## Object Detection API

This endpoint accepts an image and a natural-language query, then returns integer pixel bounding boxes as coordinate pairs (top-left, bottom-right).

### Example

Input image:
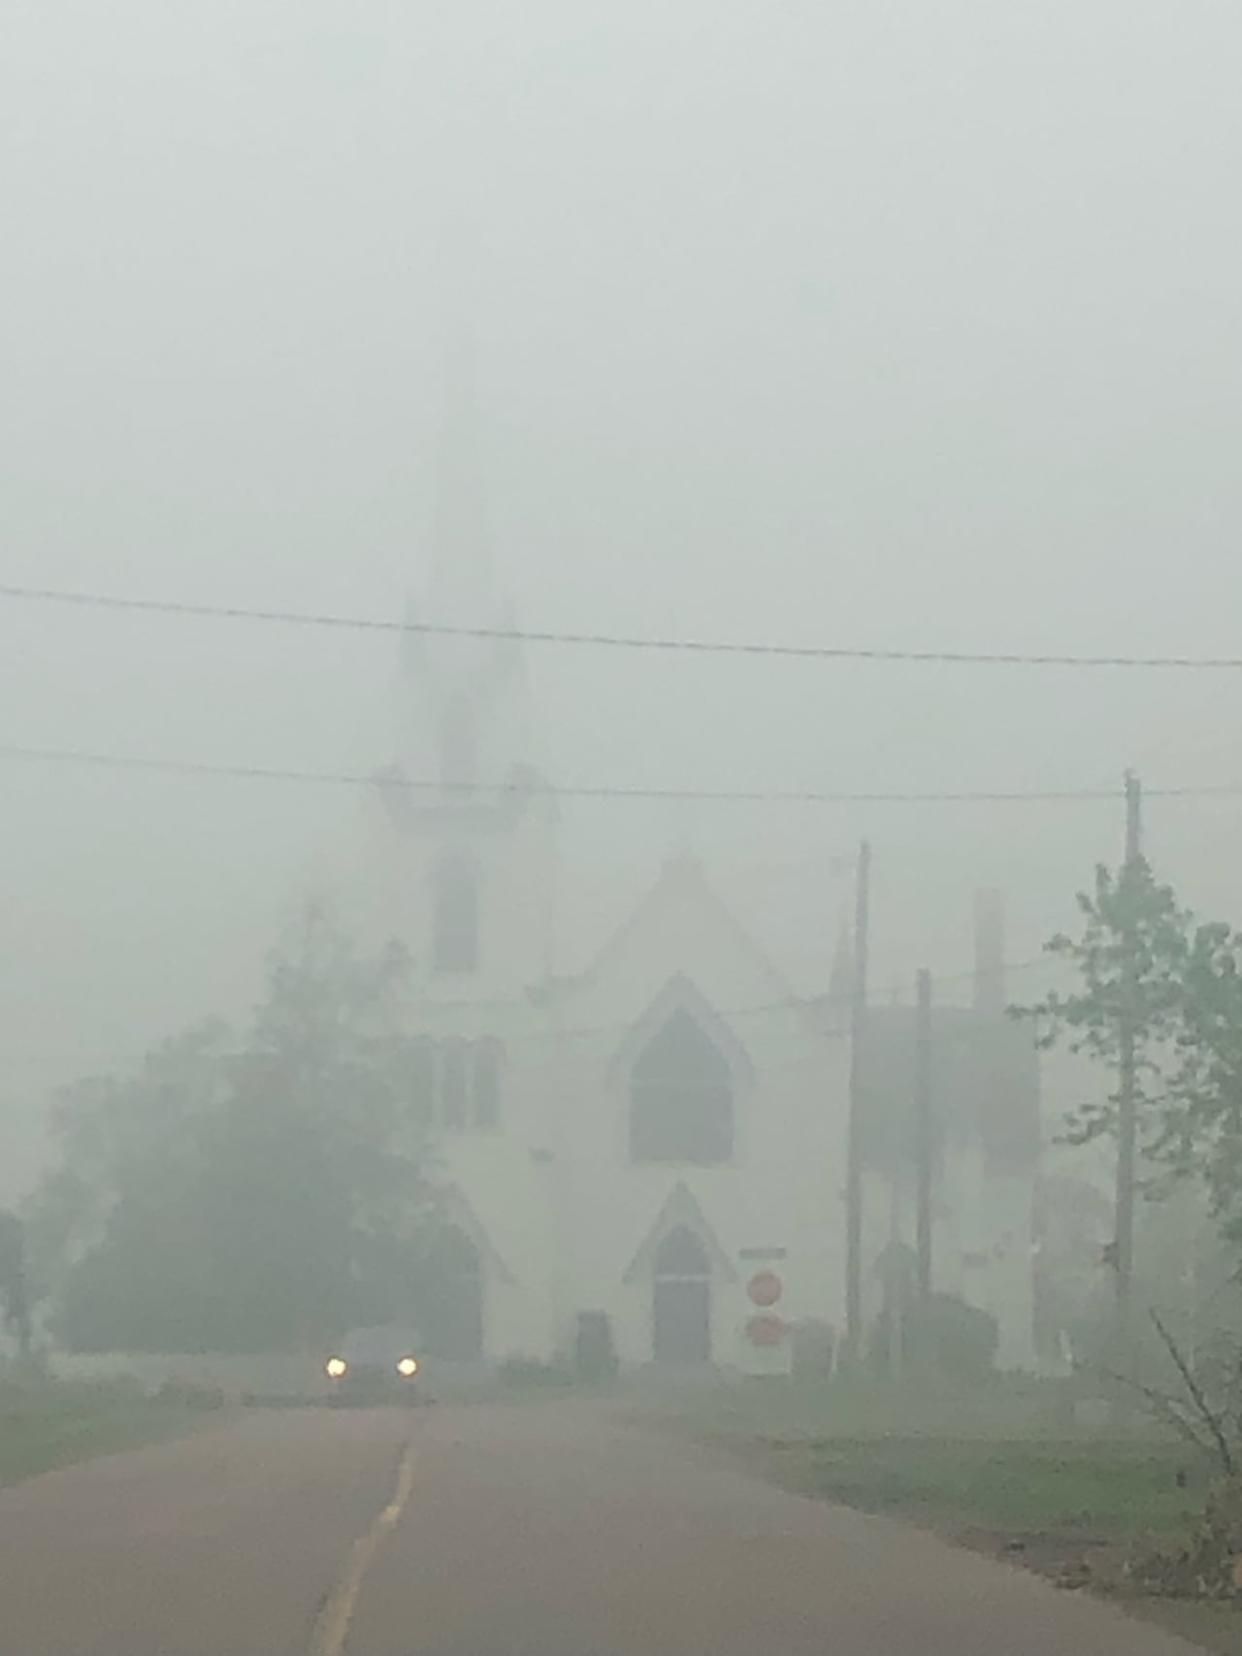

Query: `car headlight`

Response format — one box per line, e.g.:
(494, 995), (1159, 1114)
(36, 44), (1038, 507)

(325, 1356), (348, 1379)
(396, 1356), (419, 1378)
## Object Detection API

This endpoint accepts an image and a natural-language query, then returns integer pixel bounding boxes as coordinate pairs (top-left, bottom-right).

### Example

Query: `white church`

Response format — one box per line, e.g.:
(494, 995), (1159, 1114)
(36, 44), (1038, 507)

(335, 367), (1042, 1375)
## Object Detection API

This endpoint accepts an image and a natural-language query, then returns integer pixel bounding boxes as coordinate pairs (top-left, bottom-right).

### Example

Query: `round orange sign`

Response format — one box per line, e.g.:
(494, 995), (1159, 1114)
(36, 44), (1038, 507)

(746, 1313), (785, 1347)
(747, 1269), (783, 1308)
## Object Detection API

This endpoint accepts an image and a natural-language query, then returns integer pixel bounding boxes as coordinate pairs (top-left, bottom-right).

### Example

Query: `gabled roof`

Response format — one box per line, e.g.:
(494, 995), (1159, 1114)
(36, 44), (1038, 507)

(606, 972), (756, 1089)
(622, 1181), (738, 1285)
(554, 851), (803, 1008)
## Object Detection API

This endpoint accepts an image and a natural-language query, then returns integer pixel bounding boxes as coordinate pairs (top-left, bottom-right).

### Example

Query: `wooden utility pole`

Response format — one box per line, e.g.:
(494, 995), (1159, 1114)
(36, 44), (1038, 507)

(845, 840), (871, 1355)
(883, 1165), (905, 1381)
(915, 968), (934, 1301)
(1114, 770), (1142, 1379)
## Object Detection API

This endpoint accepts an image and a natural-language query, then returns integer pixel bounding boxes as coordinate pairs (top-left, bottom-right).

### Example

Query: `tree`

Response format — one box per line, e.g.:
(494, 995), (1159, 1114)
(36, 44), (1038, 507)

(1019, 861), (1242, 1339)
(0, 1212), (32, 1359)
(1027, 887), (1242, 1256)
(1015, 857), (1191, 1149)
(1015, 855), (1194, 1396)
(1157, 922), (1242, 1246)
(34, 909), (436, 1354)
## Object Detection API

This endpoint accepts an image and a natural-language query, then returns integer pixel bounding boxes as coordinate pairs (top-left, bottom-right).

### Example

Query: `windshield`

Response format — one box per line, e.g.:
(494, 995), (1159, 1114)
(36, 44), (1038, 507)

(339, 1328), (419, 1365)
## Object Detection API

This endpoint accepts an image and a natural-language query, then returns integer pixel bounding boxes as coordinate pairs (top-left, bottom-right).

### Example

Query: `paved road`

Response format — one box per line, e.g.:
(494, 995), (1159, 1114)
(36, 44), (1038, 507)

(0, 1401), (1207, 1655)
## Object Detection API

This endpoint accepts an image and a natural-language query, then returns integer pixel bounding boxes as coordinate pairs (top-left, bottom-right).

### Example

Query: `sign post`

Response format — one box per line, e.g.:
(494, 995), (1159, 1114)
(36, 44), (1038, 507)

(737, 1259), (792, 1376)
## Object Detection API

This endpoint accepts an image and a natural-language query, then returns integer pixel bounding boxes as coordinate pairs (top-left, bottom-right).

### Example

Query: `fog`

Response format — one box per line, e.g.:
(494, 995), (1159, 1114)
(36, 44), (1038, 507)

(5, 0), (1242, 1198)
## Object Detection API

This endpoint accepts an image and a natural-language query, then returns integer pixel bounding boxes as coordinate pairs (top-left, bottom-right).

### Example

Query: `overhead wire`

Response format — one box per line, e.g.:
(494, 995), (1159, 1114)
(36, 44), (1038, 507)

(3, 743), (1238, 805)
(4, 582), (1242, 670)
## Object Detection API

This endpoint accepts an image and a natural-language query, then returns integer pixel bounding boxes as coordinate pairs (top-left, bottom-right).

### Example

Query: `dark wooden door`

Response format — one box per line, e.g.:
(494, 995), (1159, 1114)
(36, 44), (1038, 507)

(653, 1277), (712, 1364)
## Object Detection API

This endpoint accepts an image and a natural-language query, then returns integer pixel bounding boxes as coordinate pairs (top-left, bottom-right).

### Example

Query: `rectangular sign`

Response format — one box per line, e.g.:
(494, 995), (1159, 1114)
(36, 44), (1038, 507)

(738, 1246), (787, 1261)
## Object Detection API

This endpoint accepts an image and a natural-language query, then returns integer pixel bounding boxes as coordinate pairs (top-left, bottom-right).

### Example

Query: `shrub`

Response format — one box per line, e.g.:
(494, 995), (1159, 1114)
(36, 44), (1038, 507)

(904, 1293), (999, 1381)
(496, 1356), (572, 1390)
(573, 1311), (618, 1384)
(154, 1377), (228, 1410)
(791, 1319), (836, 1379)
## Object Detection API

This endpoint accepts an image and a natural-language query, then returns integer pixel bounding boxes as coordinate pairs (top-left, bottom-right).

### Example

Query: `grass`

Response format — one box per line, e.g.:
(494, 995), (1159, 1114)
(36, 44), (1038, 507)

(630, 1370), (1095, 1444)
(635, 1372), (1211, 1542)
(0, 1376), (217, 1488)
(636, 1373), (1241, 1653)
(777, 1436), (1242, 1656)
(773, 1435), (1207, 1537)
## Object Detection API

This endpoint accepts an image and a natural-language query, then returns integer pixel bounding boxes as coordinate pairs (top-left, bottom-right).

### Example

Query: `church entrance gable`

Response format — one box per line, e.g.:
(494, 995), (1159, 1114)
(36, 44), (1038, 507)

(623, 1183), (735, 1367)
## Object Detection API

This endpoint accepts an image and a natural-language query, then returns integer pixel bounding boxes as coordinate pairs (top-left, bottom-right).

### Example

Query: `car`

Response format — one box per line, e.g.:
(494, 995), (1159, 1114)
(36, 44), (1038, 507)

(322, 1324), (424, 1405)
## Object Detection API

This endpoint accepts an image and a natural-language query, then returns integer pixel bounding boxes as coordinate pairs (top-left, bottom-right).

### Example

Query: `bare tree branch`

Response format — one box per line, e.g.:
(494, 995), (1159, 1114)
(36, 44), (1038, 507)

(1095, 1366), (1215, 1462)
(1150, 1310), (1235, 1478)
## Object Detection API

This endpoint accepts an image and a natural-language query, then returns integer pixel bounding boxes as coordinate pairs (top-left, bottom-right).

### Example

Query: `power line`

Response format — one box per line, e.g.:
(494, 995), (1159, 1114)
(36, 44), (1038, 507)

(5, 742), (1234, 804)
(4, 582), (1242, 670)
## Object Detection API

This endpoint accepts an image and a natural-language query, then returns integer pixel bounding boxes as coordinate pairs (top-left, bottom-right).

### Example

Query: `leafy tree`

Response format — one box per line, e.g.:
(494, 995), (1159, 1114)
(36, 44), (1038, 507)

(25, 1020), (233, 1303)
(0, 1211), (32, 1358)
(1158, 922), (1242, 1246)
(1014, 857), (1191, 1150)
(1018, 859), (1242, 1313)
(35, 909), (436, 1354)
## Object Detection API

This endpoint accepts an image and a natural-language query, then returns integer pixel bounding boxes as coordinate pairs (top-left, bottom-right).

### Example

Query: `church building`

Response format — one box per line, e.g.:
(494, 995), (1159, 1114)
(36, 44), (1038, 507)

(334, 363), (1041, 1374)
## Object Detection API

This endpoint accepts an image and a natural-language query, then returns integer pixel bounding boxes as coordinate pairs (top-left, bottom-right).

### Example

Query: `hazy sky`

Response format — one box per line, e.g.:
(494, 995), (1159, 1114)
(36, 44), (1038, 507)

(4, 1), (1242, 1190)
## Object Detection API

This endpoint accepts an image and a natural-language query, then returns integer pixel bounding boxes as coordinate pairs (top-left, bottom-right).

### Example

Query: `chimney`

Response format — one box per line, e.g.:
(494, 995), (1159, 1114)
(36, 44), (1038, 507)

(973, 888), (1006, 1017)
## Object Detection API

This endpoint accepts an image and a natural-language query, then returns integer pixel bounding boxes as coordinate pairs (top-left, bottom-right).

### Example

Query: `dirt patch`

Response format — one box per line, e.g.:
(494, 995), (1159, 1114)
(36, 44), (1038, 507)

(947, 1524), (1242, 1655)
(953, 1523), (1120, 1588)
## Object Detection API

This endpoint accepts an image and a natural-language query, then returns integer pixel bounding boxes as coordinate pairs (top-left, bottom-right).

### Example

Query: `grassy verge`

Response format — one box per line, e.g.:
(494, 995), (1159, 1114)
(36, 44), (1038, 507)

(0, 1378), (220, 1489)
(772, 1436), (1240, 1655)
(634, 1376), (1240, 1654)
(768, 1433), (1206, 1538)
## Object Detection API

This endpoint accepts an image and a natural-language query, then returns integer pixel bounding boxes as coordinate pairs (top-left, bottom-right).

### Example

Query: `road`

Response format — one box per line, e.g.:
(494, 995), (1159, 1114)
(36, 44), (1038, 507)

(0, 1401), (1207, 1655)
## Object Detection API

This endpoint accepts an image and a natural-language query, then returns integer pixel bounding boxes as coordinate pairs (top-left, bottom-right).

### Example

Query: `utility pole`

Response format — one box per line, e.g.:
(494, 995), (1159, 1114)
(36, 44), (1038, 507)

(915, 968), (933, 1302)
(1114, 770), (1142, 1385)
(883, 1162), (905, 1381)
(845, 840), (871, 1357)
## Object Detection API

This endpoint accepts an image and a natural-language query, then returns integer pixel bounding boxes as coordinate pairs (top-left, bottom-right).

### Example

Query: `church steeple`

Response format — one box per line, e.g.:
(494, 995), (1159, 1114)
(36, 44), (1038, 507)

(371, 334), (557, 996)
(396, 335), (528, 794)
(426, 329), (493, 621)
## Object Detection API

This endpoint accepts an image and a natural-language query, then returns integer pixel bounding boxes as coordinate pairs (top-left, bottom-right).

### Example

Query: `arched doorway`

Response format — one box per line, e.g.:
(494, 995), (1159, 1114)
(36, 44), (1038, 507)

(418, 1225), (484, 1360)
(652, 1226), (712, 1364)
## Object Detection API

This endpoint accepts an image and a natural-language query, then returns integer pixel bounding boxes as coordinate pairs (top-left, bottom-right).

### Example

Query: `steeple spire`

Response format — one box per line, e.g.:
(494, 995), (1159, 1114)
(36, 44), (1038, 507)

(428, 328), (492, 621)
(396, 331), (529, 793)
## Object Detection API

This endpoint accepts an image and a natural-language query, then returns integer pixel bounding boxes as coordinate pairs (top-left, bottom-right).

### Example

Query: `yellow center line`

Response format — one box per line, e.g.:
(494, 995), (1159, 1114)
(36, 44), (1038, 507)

(309, 1434), (417, 1656)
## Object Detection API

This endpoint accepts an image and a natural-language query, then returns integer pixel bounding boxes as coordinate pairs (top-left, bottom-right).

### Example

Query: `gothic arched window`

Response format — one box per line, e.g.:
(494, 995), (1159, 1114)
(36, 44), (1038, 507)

(432, 853), (478, 974)
(629, 1008), (734, 1165)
